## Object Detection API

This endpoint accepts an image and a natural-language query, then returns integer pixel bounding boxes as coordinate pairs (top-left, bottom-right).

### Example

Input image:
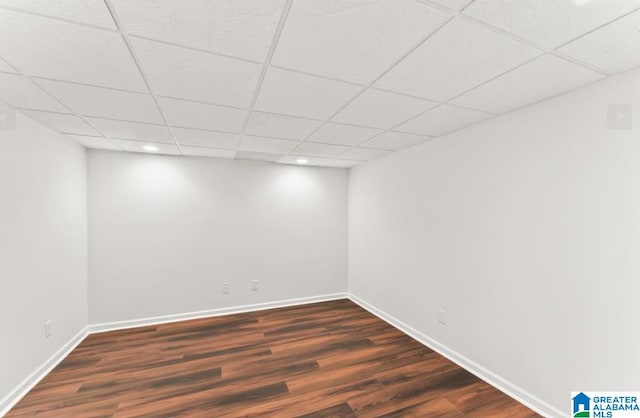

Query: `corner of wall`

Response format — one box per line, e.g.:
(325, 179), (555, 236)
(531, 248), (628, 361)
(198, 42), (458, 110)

(346, 292), (563, 418)
(0, 327), (89, 417)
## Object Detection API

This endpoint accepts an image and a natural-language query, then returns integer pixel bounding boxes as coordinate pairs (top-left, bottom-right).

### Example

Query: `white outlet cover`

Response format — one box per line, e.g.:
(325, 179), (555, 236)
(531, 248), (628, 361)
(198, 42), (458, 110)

(438, 309), (447, 325)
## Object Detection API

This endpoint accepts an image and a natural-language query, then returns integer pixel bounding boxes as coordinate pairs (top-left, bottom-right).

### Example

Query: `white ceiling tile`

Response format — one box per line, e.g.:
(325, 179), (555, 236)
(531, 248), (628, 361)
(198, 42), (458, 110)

(38, 79), (163, 123)
(375, 18), (541, 102)
(159, 97), (247, 132)
(245, 112), (322, 140)
(361, 131), (431, 151)
(272, 0), (449, 84)
(428, 0), (472, 11)
(180, 145), (236, 159)
(236, 151), (282, 163)
(4, 0), (627, 168)
(254, 67), (362, 119)
(463, 0), (640, 48)
(338, 147), (390, 161)
(173, 127), (240, 149)
(558, 9), (640, 75)
(452, 54), (605, 114)
(132, 38), (262, 108)
(240, 136), (298, 154)
(0, 73), (67, 112)
(333, 89), (437, 129)
(65, 134), (121, 150)
(114, 139), (180, 155)
(0, 9), (145, 91)
(86, 117), (172, 142)
(111, 0), (286, 61)
(293, 142), (350, 157)
(0, 0), (117, 29)
(0, 58), (16, 73)
(280, 154), (360, 168)
(22, 109), (99, 135)
(309, 122), (382, 146)
(397, 104), (494, 136)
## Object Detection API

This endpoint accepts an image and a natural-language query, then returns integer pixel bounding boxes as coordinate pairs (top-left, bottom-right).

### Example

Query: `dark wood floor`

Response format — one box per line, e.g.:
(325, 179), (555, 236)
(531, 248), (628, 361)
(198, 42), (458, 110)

(7, 299), (539, 417)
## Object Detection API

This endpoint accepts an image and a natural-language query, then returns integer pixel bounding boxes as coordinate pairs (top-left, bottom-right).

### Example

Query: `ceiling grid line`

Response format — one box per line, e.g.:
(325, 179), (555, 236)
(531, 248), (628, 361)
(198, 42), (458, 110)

(547, 51), (610, 76)
(335, 64), (612, 159)
(418, 0), (615, 77)
(128, 34), (265, 66)
(102, 0), (184, 154)
(459, 6), (640, 77)
(338, 72), (611, 159)
(0, 0), (616, 79)
(1, 0), (638, 166)
(0, 59), (126, 150)
(234, 0), (295, 159)
(456, 13), (610, 76)
(1, 5), (611, 106)
(0, 24), (521, 118)
(334, 64), (545, 156)
(282, 0), (628, 162)
(0, 4), (119, 33)
(553, 4), (640, 50)
(277, 14), (456, 164)
(10, 100), (418, 155)
(442, 54), (543, 106)
(155, 83), (491, 118)
(3, 66), (503, 118)
(452, 70), (608, 127)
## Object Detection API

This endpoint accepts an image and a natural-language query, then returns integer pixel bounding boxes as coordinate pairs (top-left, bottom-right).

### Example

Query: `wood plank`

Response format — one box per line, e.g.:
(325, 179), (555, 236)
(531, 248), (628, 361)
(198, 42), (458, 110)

(5, 299), (540, 417)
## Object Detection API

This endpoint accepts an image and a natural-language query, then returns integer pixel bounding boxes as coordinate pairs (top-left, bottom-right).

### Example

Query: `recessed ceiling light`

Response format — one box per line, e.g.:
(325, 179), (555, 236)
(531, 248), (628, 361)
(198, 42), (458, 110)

(143, 145), (159, 152)
(296, 158), (308, 165)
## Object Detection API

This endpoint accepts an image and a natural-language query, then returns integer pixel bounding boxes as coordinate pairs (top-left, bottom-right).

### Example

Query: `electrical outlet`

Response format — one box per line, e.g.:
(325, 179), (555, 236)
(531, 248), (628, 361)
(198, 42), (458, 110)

(438, 309), (447, 326)
(45, 320), (53, 338)
(222, 282), (230, 294)
(252, 280), (259, 291)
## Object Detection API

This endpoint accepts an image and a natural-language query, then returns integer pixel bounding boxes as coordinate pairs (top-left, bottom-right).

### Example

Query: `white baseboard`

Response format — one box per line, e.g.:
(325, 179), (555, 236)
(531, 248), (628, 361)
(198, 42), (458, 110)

(0, 326), (89, 417)
(2, 292), (561, 418)
(347, 293), (564, 418)
(1, 293), (348, 417)
(88, 292), (349, 333)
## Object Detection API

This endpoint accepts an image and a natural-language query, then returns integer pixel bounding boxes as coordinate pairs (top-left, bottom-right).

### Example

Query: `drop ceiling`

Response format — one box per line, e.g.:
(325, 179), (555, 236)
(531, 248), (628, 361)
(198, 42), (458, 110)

(1, 0), (638, 167)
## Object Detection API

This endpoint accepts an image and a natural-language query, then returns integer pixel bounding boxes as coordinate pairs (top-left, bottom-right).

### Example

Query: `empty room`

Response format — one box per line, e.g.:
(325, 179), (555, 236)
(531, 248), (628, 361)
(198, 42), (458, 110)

(1, 0), (638, 417)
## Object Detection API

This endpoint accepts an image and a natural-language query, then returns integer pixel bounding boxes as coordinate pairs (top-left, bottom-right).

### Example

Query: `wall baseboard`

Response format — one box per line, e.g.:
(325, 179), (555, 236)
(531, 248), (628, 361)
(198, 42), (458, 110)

(2, 292), (561, 418)
(0, 326), (89, 417)
(347, 293), (564, 418)
(1, 293), (348, 417)
(89, 292), (349, 333)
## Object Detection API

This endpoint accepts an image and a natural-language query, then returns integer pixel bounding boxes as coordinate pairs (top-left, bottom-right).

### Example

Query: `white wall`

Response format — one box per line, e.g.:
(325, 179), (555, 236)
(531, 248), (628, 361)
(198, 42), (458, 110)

(349, 68), (640, 416)
(0, 106), (88, 408)
(88, 151), (348, 324)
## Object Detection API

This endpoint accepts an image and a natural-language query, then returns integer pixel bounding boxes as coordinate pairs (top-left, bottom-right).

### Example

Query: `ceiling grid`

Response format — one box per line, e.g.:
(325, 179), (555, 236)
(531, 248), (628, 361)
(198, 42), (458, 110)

(0, 0), (637, 167)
